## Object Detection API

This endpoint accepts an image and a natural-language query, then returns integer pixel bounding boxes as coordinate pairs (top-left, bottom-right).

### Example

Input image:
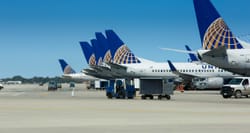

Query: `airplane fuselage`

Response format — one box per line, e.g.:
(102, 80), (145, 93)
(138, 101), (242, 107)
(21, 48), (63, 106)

(198, 49), (250, 76)
(122, 60), (237, 79)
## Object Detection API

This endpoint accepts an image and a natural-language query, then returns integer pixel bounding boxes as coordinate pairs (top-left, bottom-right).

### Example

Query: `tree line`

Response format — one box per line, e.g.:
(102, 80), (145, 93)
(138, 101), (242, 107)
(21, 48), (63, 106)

(1, 75), (83, 84)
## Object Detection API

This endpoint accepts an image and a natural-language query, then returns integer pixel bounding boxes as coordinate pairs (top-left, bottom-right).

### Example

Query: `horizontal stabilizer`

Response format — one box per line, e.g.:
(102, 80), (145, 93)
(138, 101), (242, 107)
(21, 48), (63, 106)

(185, 45), (199, 62)
(160, 47), (196, 54)
(203, 46), (227, 57)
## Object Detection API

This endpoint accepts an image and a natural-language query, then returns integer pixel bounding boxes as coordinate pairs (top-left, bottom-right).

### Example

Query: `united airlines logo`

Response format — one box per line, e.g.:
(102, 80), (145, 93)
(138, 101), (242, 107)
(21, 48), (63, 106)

(97, 58), (103, 66)
(203, 18), (243, 49)
(89, 54), (96, 66)
(113, 45), (141, 64)
(104, 50), (112, 63)
(201, 64), (214, 69)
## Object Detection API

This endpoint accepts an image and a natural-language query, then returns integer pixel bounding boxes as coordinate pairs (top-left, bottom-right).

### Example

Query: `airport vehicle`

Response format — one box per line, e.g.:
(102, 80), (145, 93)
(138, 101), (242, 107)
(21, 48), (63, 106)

(58, 59), (98, 80)
(0, 83), (3, 90)
(221, 77), (250, 98)
(193, 0), (250, 76)
(94, 80), (108, 90)
(106, 79), (135, 99)
(6, 81), (22, 84)
(140, 78), (174, 100)
(48, 81), (58, 91)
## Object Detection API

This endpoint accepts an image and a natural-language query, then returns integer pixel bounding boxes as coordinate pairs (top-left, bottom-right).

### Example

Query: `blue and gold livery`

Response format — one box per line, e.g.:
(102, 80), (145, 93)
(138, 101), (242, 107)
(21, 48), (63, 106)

(105, 30), (141, 64)
(90, 39), (102, 66)
(95, 32), (112, 63)
(194, 0), (243, 50)
(79, 42), (96, 66)
(203, 18), (242, 49)
(58, 59), (76, 74)
(104, 50), (112, 63)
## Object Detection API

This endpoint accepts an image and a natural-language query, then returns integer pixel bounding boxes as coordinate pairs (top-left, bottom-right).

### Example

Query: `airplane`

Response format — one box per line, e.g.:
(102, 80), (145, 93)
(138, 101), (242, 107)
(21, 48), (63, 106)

(161, 45), (240, 89)
(167, 60), (235, 89)
(78, 30), (238, 90)
(193, 0), (250, 76)
(58, 59), (98, 80)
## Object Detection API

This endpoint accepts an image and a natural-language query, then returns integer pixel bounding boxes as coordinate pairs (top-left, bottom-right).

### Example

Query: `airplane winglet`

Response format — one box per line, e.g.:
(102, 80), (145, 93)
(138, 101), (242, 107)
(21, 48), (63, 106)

(167, 60), (177, 72)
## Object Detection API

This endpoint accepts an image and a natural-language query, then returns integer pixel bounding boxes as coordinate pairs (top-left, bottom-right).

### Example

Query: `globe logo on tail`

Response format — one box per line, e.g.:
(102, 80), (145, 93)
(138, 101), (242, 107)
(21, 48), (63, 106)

(89, 54), (96, 66)
(203, 18), (242, 49)
(104, 50), (112, 63)
(113, 45), (141, 64)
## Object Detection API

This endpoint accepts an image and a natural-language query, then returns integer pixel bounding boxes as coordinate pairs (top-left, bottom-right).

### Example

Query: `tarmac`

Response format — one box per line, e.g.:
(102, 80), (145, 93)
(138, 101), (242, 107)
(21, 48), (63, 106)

(0, 83), (250, 133)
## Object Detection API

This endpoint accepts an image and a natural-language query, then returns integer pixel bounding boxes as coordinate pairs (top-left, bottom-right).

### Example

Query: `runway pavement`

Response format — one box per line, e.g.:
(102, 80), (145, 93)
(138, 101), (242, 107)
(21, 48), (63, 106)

(0, 84), (250, 133)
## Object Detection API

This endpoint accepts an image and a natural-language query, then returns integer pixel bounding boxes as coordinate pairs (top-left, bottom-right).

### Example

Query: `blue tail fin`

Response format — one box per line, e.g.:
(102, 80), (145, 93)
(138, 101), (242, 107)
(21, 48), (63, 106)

(185, 45), (199, 62)
(79, 41), (96, 65)
(105, 30), (141, 64)
(90, 39), (103, 65)
(95, 32), (112, 63)
(58, 59), (76, 74)
(194, 0), (243, 49)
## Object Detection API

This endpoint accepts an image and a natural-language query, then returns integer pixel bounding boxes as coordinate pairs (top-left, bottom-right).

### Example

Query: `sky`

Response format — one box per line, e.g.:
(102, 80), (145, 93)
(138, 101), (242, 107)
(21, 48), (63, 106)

(0, 0), (250, 78)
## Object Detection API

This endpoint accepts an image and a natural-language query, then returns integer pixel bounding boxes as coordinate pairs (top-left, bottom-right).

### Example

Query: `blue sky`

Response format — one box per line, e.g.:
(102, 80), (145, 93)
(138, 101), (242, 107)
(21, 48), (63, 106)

(0, 0), (250, 78)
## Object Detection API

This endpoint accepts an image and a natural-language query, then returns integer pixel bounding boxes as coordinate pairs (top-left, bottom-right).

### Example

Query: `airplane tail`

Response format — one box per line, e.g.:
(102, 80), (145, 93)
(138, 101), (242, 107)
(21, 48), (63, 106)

(194, 0), (243, 49)
(90, 39), (103, 66)
(105, 30), (141, 64)
(58, 59), (76, 74)
(79, 42), (96, 65)
(95, 32), (112, 63)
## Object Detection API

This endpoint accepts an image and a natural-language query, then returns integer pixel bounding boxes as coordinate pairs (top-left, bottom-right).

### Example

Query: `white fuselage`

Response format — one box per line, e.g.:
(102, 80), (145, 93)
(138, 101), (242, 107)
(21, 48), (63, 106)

(198, 48), (250, 76)
(122, 58), (238, 79)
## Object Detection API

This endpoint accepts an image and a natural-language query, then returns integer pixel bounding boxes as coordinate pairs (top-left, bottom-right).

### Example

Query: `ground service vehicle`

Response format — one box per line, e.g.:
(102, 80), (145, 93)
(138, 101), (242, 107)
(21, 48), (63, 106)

(95, 80), (108, 90)
(140, 78), (174, 100)
(106, 79), (136, 99)
(48, 81), (58, 91)
(221, 77), (250, 98)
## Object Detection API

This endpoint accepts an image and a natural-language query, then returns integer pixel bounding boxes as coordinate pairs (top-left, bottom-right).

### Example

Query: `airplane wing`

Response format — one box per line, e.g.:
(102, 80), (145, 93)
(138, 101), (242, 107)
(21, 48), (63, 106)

(83, 68), (114, 80)
(203, 46), (227, 57)
(105, 62), (127, 73)
(84, 63), (131, 79)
